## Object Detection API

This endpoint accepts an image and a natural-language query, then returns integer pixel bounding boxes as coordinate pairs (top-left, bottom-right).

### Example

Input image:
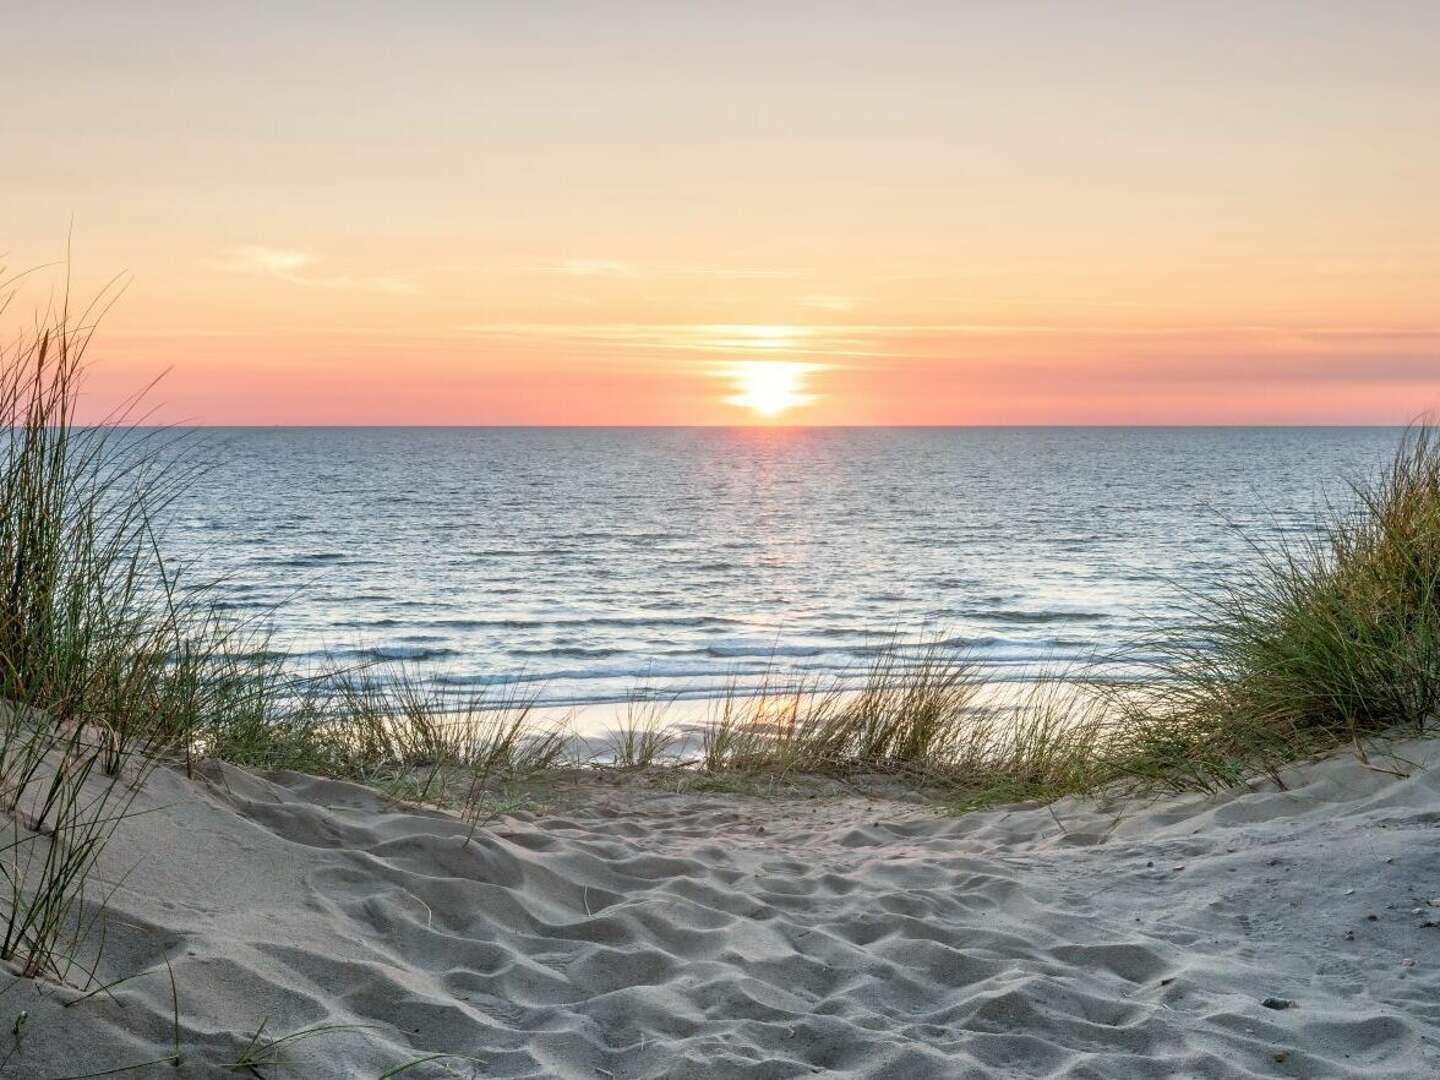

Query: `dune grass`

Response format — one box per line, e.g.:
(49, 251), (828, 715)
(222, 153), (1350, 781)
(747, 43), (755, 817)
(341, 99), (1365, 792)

(607, 694), (678, 768)
(692, 655), (1112, 807)
(697, 644), (980, 778)
(1100, 425), (1440, 793)
(0, 278), (195, 981)
(194, 657), (569, 806)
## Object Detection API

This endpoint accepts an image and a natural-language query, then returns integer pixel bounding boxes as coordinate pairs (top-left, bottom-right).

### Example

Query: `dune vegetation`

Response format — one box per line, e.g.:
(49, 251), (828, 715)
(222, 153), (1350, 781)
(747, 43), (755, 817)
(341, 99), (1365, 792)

(0, 282), (1437, 1018)
(1104, 425), (1440, 791)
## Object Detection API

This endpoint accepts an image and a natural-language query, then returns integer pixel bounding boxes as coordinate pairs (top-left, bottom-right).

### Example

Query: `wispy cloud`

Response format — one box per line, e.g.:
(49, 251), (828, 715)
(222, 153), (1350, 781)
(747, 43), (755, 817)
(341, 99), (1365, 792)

(798, 295), (854, 312)
(550, 259), (637, 277)
(672, 267), (806, 280)
(546, 259), (804, 280)
(222, 246), (316, 277)
(450, 322), (1440, 389)
(455, 323), (883, 363)
(214, 246), (419, 294)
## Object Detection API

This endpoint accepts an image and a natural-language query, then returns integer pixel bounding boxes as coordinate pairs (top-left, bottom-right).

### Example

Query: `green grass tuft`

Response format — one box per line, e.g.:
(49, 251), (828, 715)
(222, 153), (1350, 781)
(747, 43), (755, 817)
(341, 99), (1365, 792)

(1105, 424), (1440, 791)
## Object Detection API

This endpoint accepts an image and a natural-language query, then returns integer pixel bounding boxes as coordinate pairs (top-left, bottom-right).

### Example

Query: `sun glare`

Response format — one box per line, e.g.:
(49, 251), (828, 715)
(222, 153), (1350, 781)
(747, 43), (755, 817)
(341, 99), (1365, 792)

(722, 361), (821, 419)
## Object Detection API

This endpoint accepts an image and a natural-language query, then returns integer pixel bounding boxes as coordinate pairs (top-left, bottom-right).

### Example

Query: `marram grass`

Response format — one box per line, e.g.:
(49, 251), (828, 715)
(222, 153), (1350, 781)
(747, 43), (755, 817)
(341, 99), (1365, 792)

(1104, 424), (1440, 792)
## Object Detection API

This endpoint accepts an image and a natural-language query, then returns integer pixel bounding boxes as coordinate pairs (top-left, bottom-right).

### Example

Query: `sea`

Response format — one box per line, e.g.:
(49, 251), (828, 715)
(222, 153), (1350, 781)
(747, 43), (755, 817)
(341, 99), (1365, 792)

(162, 427), (1400, 714)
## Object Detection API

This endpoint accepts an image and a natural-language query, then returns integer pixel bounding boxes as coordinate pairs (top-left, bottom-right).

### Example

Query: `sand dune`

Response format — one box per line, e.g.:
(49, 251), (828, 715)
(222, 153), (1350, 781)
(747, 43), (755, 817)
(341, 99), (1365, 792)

(6, 740), (1440, 1078)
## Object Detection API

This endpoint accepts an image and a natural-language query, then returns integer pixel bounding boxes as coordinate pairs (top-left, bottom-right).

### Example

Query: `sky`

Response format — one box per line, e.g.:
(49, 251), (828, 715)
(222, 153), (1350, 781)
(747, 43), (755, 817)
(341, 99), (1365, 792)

(5, 0), (1439, 425)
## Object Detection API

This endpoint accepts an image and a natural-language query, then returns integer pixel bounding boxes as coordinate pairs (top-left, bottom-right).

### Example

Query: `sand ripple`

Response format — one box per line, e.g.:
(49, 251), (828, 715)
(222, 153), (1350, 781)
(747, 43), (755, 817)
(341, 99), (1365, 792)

(7, 742), (1440, 1077)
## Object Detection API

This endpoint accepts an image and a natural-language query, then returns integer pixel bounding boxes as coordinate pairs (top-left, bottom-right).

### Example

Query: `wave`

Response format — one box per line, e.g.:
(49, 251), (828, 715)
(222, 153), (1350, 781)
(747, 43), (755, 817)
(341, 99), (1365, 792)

(295, 645), (462, 664)
(703, 639), (829, 659)
(436, 659), (736, 688)
(257, 552), (351, 566)
(980, 610), (1107, 624)
(365, 645), (460, 661)
(432, 614), (744, 631)
(508, 645), (627, 660)
(425, 640), (1103, 689)
(946, 635), (1091, 662)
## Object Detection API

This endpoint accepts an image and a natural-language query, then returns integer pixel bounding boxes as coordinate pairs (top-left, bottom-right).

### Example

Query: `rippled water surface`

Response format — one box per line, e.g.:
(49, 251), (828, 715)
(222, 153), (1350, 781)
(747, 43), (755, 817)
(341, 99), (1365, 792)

(166, 427), (1399, 706)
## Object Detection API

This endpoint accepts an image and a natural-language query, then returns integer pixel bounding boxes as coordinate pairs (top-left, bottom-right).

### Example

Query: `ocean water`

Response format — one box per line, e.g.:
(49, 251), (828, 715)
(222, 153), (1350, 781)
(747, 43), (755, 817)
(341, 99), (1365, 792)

(165, 427), (1399, 708)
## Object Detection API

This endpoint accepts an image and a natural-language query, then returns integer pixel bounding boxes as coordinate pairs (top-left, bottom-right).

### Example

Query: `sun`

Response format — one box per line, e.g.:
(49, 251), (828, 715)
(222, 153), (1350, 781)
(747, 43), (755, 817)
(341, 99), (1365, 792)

(722, 361), (821, 419)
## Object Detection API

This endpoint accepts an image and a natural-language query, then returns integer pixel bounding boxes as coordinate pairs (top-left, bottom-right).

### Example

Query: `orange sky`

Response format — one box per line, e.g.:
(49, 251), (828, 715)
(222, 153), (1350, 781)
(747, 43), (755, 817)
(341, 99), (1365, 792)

(7, 2), (1439, 424)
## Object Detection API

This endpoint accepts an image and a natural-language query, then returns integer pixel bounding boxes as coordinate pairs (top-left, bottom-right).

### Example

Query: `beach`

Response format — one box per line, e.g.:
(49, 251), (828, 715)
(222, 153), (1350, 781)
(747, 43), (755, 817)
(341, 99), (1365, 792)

(7, 0), (1439, 1073)
(7, 737), (1439, 1078)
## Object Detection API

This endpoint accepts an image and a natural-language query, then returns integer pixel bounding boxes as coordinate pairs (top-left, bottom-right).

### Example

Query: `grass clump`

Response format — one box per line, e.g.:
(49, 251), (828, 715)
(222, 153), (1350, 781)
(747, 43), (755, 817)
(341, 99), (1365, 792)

(1109, 425), (1440, 791)
(700, 641), (980, 778)
(190, 658), (570, 819)
(0, 275), (197, 981)
(696, 644), (1109, 807)
(608, 694), (678, 768)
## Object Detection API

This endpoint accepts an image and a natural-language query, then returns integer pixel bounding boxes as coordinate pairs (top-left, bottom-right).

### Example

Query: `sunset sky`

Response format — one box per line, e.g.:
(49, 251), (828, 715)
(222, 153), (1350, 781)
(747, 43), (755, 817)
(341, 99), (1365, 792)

(7, 1), (1439, 425)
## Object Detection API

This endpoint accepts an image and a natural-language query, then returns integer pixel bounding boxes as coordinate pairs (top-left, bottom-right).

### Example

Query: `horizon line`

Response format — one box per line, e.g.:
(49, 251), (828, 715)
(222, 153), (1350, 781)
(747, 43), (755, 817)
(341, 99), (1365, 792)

(99, 421), (1416, 430)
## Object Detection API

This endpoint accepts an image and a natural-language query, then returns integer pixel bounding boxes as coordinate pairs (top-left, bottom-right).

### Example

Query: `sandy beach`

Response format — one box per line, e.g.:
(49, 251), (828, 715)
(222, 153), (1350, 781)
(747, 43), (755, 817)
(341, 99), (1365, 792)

(2, 739), (1435, 1078)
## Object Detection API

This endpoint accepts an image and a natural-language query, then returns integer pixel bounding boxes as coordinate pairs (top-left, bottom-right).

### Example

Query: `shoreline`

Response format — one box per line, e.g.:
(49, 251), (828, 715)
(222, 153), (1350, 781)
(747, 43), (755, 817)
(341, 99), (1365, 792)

(507, 675), (1074, 738)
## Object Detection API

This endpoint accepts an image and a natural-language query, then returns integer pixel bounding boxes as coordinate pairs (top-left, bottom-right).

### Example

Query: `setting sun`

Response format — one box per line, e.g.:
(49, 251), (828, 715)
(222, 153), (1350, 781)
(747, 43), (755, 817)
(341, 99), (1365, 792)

(722, 361), (822, 419)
